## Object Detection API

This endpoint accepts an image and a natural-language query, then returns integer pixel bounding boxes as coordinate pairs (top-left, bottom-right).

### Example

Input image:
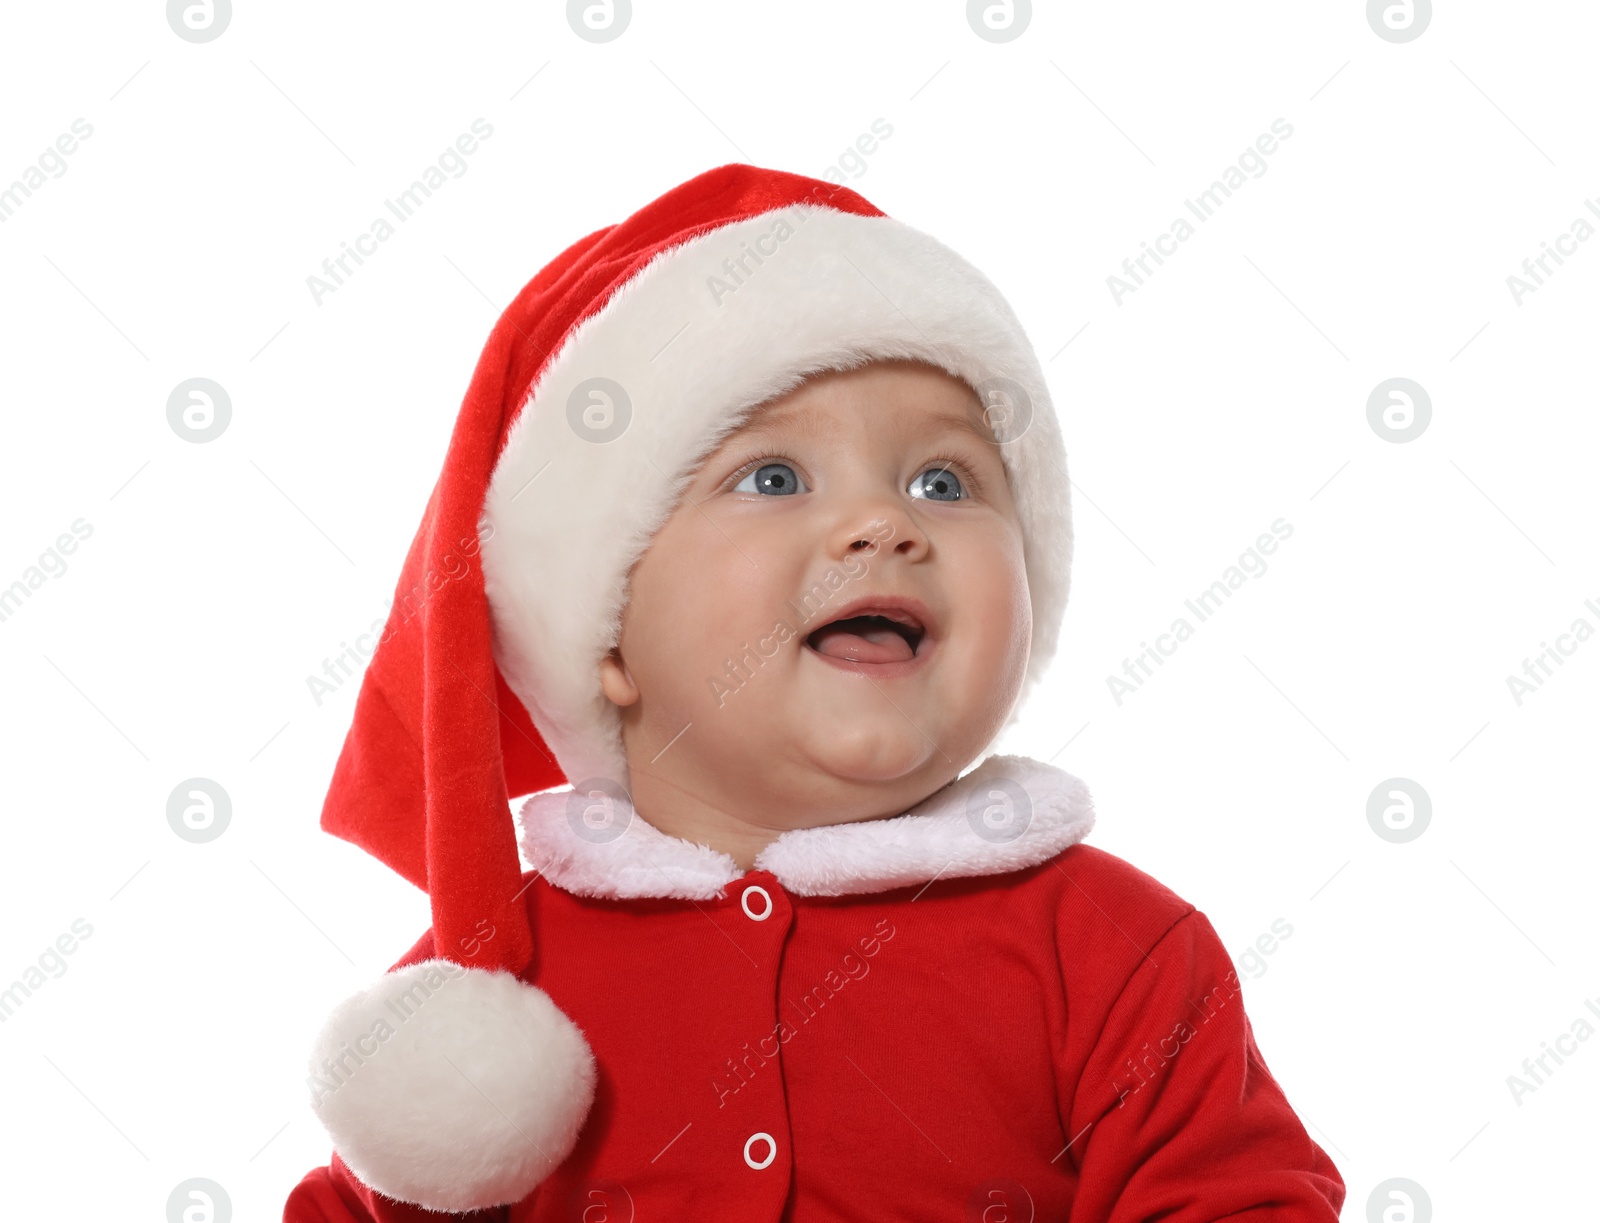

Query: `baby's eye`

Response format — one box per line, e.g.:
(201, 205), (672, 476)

(734, 461), (809, 496)
(908, 465), (965, 502)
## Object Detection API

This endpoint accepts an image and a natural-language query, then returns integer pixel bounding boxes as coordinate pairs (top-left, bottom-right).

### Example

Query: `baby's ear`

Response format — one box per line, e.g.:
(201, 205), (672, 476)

(598, 646), (640, 707)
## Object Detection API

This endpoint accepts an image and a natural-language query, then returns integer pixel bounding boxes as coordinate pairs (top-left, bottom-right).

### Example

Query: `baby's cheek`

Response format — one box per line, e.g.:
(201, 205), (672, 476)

(969, 540), (1031, 636)
(959, 543), (1032, 701)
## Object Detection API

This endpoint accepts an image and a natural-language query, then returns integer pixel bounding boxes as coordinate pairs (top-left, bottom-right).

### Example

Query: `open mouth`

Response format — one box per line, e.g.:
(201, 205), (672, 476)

(805, 606), (928, 666)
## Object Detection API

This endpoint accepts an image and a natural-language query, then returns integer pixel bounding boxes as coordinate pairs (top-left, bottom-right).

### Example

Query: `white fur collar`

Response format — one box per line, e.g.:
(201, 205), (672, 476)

(514, 754), (1094, 900)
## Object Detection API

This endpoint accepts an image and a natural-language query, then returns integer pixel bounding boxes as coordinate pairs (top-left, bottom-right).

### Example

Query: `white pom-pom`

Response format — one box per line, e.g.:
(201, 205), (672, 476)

(307, 959), (597, 1211)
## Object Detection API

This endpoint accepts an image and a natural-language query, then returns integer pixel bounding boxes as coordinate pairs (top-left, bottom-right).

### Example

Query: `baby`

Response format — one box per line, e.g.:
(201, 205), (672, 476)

(284, 166), (1345, 1222)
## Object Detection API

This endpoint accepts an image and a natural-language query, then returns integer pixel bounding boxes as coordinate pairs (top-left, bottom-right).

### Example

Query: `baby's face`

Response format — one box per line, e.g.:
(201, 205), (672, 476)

(599, 359), (1032, 834)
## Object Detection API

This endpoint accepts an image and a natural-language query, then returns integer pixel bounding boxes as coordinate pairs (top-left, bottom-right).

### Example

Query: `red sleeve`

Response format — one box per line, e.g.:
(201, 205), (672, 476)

(281, 930), (516, 1223)
(1062, 911), (1345, 1221)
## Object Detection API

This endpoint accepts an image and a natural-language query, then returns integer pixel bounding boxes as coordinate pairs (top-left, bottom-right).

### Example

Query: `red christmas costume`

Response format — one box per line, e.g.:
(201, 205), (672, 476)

(282, 163), (1344, 1221)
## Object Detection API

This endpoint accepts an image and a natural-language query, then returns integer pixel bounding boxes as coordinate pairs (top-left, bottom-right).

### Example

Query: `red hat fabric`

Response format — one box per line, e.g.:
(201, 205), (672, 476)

(307, 162), (1072, 1211)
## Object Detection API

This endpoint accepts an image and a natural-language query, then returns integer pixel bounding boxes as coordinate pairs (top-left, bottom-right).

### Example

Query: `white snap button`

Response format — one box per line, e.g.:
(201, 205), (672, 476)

(740, 884), (773, 921)
(743, 1131), (776, 1170)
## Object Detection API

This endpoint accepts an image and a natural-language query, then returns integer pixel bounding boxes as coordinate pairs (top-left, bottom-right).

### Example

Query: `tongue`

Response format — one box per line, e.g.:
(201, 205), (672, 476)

(809, 618), (914, 664)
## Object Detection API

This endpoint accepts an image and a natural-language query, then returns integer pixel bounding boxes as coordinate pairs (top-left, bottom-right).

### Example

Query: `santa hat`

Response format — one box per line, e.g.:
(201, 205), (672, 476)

(306, 163), (1074, 1211)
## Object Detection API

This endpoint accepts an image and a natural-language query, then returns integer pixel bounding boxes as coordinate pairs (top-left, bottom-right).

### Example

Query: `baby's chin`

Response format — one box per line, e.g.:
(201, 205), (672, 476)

(781, 715), (965, 794)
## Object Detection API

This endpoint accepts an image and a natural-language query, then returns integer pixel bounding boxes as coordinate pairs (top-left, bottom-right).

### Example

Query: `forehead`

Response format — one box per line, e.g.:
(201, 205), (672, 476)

(732, 364), (992, 443)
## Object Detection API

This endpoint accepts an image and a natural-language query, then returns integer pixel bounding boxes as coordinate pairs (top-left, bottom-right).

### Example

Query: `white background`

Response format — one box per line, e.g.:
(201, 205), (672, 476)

(1, 1), (1595, 1219)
